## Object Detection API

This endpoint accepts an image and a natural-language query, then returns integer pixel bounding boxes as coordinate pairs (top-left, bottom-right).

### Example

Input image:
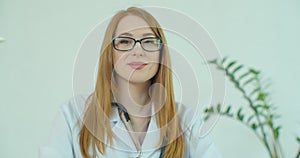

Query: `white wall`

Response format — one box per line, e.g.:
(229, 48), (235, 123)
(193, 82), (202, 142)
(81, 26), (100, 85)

(1, 0), (299, 157)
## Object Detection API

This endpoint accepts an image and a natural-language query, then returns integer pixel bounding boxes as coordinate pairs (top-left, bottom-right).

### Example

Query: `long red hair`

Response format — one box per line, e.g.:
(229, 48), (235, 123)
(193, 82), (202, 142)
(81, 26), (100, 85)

(79, 7), (185, 158)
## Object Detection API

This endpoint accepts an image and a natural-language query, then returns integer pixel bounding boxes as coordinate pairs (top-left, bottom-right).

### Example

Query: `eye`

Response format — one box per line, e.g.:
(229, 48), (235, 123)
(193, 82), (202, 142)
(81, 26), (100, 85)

(119, 39), (132, 45)
(143, 39), (158, 44)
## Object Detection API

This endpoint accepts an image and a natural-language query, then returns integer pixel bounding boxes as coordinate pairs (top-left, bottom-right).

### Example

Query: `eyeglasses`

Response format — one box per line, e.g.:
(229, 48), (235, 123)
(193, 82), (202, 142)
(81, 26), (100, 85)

(112, 36), (163, 52)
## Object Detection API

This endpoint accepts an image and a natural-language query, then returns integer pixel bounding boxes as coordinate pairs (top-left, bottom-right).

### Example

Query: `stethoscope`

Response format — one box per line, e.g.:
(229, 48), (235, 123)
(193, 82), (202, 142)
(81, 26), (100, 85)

(111, 102), (166, 158)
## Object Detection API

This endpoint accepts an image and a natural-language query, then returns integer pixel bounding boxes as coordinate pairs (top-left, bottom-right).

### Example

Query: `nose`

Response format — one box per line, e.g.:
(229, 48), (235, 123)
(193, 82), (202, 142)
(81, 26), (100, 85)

(132, 42), (145, 56)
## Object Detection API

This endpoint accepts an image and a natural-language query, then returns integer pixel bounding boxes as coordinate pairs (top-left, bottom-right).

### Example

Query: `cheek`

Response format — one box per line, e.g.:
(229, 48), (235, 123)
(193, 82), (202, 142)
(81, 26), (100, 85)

(149, 53), (160, 64)
(112, 52), (126, 76)
(150, 63), (159, 74)
(148, 54), (160, 74)
(113, 52), (128, 69)
(113, 52), (121, 66)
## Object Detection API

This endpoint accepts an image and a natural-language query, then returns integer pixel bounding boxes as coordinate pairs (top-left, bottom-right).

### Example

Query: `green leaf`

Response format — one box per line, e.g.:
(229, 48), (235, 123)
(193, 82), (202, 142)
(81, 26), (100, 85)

(263, 105), (270, 109)
(225, 106), (231, 114)
(268, 120), (274, 128)
(237, 108), (242, 114)
(204, 115), (210, 121)
(247, 115), (255, 123)
(249, 68), (260, 75)
(243, 77), (255, 87)
(238, 72), (251, 81)
(234, 82), (240, 88)
(226, 61), (237, 70)
(221, 57), (228, 64)
(237, 108), (244, 121)
(297, 137), (300, 143)
(274, 126), (281, 139)
(204, 108), (208, 113)
(204, 107), (214, 113)
(251, 123), (257, 130)
(249, 87), (261, 96)
(232, 65), (243, 74)
(216, 104), (221, 112)
(269, 114), (280, 120)
(208, 59), (218, 64)
(257, 92), (266, 101)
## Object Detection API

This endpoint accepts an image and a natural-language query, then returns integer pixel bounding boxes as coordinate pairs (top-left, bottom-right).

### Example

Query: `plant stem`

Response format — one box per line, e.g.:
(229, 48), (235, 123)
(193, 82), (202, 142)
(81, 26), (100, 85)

(296, 149), (300, 158)
(239, 82), (274, 158)
(223, 67), (275, 158)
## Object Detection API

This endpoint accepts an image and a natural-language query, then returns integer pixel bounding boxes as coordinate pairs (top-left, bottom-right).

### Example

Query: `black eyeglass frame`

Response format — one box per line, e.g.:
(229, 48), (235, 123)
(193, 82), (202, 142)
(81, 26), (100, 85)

(112, 36), (163, 52)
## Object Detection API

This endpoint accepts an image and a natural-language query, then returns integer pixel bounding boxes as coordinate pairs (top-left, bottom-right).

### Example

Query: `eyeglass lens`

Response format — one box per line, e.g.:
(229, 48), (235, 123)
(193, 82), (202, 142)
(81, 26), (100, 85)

(113, 37), (161, 52)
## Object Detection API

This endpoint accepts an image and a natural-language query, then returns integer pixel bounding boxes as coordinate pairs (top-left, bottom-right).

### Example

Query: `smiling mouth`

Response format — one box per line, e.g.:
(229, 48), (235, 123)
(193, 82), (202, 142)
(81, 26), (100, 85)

(128, 62), (148, 70)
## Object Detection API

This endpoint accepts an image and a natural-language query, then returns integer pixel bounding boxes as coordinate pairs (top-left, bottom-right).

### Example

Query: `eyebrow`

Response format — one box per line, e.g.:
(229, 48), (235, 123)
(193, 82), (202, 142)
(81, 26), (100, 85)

(119, 32), (133, 36)
(118, 32), (156, 37)
(142, 33), (156, 37)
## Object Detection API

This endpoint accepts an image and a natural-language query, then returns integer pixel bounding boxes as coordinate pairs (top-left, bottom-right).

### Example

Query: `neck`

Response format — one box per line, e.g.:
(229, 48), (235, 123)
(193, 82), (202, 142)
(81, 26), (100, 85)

(114, 76), (152, 118)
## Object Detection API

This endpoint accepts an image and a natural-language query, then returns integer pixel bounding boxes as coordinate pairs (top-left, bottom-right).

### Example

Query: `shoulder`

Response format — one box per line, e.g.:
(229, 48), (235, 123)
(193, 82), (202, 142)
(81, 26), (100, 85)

(39, 94), (91, 158)
(175, 103), (223, 158)
(58, 94), (91, 131)
(175, 102), (203, 133)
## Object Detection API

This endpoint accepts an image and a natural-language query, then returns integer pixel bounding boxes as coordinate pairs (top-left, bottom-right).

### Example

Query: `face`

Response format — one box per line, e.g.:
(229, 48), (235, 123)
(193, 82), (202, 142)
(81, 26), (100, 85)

(112, 15), (161, 84)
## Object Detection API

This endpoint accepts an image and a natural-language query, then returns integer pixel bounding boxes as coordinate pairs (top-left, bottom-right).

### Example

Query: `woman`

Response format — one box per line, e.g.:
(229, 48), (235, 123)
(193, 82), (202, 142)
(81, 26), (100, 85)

(40, 7), (222, 158)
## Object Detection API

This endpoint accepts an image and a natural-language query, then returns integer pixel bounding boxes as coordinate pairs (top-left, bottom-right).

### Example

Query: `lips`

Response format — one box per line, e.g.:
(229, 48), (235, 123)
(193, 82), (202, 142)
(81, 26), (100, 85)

(128, 62), (148, 70)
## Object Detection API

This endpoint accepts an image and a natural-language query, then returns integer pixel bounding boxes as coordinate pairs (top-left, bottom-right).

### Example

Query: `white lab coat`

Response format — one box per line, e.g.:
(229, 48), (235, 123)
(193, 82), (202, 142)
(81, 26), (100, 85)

(39, 94), (222, 158)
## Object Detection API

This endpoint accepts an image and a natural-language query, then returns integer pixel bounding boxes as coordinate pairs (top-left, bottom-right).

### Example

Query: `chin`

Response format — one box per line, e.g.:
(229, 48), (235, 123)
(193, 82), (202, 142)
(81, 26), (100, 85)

(127, 78), (152, 84)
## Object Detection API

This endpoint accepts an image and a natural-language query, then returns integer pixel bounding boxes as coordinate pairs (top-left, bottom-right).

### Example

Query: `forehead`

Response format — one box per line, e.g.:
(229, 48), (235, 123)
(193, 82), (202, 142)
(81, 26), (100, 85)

(114, 15), (155, 37)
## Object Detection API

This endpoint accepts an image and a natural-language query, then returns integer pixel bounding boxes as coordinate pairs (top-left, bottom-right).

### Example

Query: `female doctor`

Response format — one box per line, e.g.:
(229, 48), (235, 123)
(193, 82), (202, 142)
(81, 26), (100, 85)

(40, 7), (222, 158)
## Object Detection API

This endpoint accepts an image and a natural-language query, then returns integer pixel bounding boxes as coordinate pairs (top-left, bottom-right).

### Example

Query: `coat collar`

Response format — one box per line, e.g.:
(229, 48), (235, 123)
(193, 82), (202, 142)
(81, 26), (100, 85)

(109, 102), (161, 152)
(109, 101), (156, 125)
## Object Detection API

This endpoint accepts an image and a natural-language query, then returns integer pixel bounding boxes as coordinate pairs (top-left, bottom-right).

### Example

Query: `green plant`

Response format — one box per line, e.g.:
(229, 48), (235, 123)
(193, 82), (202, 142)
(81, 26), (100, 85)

(296, 137), (300, 158)
(204, 57), (300, 158)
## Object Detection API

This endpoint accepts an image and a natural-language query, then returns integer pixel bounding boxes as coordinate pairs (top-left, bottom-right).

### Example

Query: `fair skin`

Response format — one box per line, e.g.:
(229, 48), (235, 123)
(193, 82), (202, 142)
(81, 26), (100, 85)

(112, 15), (160, 144)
